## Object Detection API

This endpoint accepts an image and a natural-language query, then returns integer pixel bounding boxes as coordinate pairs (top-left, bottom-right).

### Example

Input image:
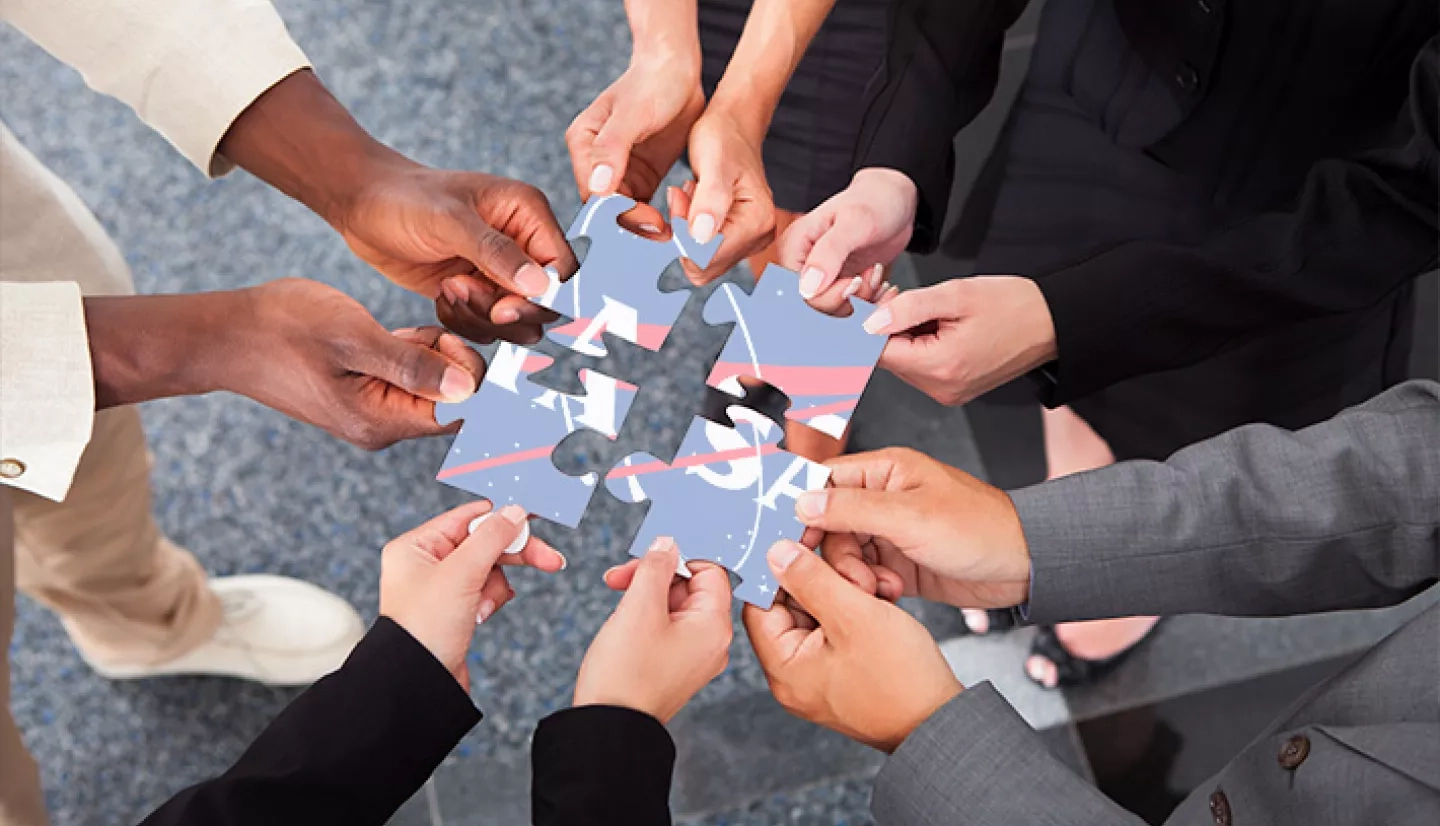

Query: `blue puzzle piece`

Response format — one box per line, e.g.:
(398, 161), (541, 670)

(532, 194), (722, 355)
(605, 408), (830, 608)
(435, 341), (635, 527)
(703, 264), (886, 440)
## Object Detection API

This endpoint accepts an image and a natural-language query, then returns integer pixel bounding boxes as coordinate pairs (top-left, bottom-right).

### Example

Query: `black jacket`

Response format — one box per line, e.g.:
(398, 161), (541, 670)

(856, 0), (1439, 405)
(138, 618), (677, 826)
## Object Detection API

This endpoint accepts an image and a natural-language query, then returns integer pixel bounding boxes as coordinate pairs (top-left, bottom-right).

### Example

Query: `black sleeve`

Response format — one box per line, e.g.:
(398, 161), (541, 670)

(138, 617), (481, 826)
(531, 706), (676, 826)
(1030, 36), (1440, 406)
(852, 0), (1030, 252)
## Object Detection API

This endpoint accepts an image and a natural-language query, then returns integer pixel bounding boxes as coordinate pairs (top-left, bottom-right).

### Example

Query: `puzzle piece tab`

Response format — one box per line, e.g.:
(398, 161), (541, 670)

(704, 264), (885, 439)
(435, 341), (635, 527)
(605, 407), (830, 608)
(535, 194), (722, 356)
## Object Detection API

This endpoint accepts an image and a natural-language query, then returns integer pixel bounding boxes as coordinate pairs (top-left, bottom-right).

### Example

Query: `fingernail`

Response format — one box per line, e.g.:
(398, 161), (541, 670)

(588, 164), (614, 193)
(689, 213), (716, 245)
(498, 504), (526, 525)
(494, 306), (520, 324)
(862, 306), (893, 335)
(440, 366), (476, 401)
(392, 326), (418, 337)
(799, 267), (825, 298)
(768, 541), (802, 571)
(508, 587), (516, 600)
(514, 263), (550, 297)
(448, 278), (471, 305)
(476, 599), (496, 624)
(638, 223), (661, 234)
(556, 551), (568, 571)
(868, 263), (885, 292)
(648, 536), (676, 554)
(440, 281), (460, 304)
(795, 490), (828, 521)
(843, 276), (863, 299)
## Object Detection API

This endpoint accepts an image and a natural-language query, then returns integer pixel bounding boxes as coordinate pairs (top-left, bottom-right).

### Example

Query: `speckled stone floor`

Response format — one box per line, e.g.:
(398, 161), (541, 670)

(0, 2), (976, 823)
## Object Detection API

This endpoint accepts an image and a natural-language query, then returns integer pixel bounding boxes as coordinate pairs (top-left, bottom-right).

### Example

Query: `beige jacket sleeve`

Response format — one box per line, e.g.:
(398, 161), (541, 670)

(0, 0), (311, 177)
(0, 282), (94, 502)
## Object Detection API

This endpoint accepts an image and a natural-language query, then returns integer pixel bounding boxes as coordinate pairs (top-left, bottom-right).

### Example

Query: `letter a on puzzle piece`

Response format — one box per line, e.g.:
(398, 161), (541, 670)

(703, 264), (885, 440)
(604, 407), (830, 608)
(533, 194), (722, 356)
(435, 340), (635, 527)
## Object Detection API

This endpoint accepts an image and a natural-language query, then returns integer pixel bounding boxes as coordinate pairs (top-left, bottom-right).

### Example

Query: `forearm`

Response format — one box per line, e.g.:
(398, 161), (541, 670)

(140, 618), (480, 826)
(626, 0), (701, 82)
(217, 69), (413, 227)
(1016, 381), (1440, 622)
(83, 292), (251, 409)
(874, 684), (1144, 826)
(531, 706), (676, 826)
(706, 0), (837, 141)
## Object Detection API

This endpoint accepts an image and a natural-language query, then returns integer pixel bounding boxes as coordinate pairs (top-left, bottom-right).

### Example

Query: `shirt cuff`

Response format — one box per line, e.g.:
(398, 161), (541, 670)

(0, 282), (94, 502)
(142, 2), (311, 177)
(532, 706), (675, 824)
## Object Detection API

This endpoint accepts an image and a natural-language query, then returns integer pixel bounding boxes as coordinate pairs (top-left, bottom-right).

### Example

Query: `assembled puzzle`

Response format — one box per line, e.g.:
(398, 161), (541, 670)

(434, 194), (885, 608)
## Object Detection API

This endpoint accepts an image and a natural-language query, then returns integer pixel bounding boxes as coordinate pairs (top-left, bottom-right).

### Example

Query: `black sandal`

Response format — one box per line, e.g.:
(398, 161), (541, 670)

(1026, 620), (1165, 689)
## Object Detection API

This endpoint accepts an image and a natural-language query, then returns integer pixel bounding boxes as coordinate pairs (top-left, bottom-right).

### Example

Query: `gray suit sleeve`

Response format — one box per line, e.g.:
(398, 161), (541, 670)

(1014, 380), (1440, 623)
(872, 683), (1145, 826)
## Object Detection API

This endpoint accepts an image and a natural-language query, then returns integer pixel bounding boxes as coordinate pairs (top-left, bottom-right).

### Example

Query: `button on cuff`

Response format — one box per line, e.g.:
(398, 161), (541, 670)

(0, 458), (25, 479)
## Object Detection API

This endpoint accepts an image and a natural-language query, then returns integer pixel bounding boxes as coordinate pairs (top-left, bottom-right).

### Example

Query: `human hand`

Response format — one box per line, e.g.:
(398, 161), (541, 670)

(380, 502), (566, 686)
(778, 168), (915, 311)
(743, 541), (962, 753)
(670, 108), (777, 281)
(863, 277), (1058, 406)
(574, 538), (733, 723)
(793, 447), (1032, 610)
(226, 278), (484, 450)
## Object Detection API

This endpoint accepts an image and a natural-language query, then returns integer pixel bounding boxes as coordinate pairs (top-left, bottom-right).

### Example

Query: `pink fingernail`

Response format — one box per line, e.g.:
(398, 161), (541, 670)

(498, 504), (526, 525)
(440, 367), (476, 401)
(588, 164), (614, 193)
(689, 213), (716, 245)
(863, 306), (893, 335)
(799, 267), (825, 299)
(795, 490), (828, 521)
(843, 276), (863, 299)
(768, 541), (802, 571)
(476, 599), (496, 624)
(514, 264), (550, 297)
(494, 306), (521, 324)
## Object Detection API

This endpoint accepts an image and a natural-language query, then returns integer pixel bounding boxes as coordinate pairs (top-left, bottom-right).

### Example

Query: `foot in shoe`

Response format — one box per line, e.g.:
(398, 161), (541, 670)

(82, 575), (365, 686)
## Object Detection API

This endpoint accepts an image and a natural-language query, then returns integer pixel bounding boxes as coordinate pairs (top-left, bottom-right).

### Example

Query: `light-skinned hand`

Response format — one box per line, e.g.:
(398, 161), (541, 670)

(778, 167), (916, 309)
(575, 538), (733, 723)
(794, 447), (1032, 610)
(743, 541), (963, 753)
(863, 276), (1059, 406)
(380, 502), (566, 686)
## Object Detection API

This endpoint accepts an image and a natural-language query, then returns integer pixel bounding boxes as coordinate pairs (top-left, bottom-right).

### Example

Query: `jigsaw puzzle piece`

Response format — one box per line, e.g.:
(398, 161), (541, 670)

(435, 340), (635, 527)
(703, 263), (885, 440)
(533, 194), (723, 356)
(603, 407), (830, 608)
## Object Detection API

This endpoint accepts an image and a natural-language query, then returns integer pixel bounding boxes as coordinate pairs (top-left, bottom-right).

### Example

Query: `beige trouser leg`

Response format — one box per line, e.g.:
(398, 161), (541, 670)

(0, 123), (221, 818)
(1, 490), (49, 826)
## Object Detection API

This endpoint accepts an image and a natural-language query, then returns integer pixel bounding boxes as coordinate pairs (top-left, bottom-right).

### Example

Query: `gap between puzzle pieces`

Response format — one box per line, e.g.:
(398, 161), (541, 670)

(599, 408), (830, 609)
(528, 194), (723, 358)
(704, 263), (886, 441)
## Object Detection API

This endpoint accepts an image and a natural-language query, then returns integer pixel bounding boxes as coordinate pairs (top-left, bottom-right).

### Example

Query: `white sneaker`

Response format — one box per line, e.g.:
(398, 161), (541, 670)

(83, 575), (365, 687)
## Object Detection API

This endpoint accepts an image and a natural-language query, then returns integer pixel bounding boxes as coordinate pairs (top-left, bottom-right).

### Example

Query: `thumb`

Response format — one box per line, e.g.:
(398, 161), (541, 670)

(797, 209), (874, 299)
(861, 283), (956, 336)
(440, 504), (528, 593)
(793, 487), (924, 546)
(766, 541), (867, 635)
(615, 537), (682, 619)
(585, 109), (648, 198)
(448, 209), (554, 299)
(350, 326), (478, 403)
(685, 135), (734, 246)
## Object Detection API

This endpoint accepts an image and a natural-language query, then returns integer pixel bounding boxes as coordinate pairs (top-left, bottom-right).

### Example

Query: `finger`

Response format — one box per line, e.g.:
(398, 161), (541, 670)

(742, 600), (813, 673)
(615, 201), (671, 239)
(793, 485), (924, 543)
(765, 540), (867, 635)
(861, 282), (956, 336)
(393, 500), (496, 562)
(350, 325), (478, 404)
(775, 209), (833, 273)
(448, 210), (552, 299)
(678, 561), (733, 614)
(585, 105), (649, 198)
(566, 95), (614, 198)
(667, 185), (692, 222)
(798, 211), (873, 300)
(614, 537), (682, 619)
(502, 535), (567, 573)
(391, 326), (488, 387)
(443, 274), (556, 329)
(685, 152), (733, 247)
(820, 533), (879, 596)
(474, 566), (515, 624)
(602, 558), (643, 591)
(440, 503), (528, 592)
(436, 280), (546, 347)
(805, 274), (863, 317)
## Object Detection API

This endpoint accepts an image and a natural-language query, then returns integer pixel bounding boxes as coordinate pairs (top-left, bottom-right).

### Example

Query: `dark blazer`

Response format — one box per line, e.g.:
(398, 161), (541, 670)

(875, 381), (1440, 825)
(856, 0), (1439, 405)
(136, 617), (679, 826)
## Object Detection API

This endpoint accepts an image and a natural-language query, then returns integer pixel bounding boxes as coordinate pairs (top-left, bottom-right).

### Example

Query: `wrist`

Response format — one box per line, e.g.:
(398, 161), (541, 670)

(704, 89), (773, 145)
(219, 69), (416, 227)
(1017, 278), (1059, 367)
(84, 291), (246, 408)
(879, 678), (963, 754)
